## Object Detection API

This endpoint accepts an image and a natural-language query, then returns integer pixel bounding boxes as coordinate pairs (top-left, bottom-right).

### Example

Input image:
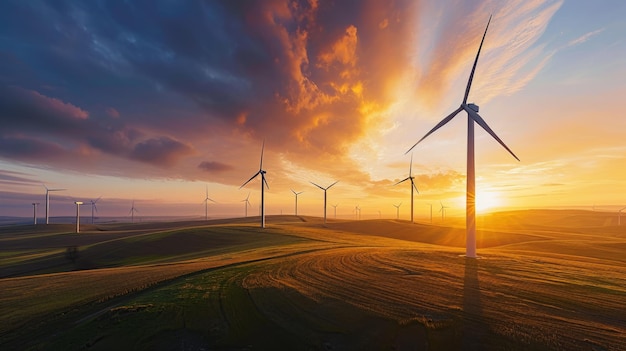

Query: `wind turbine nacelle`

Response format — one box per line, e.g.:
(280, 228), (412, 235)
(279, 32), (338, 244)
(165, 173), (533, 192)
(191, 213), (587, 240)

(468, 103), (479, 112)
(75, 201), (83, 205)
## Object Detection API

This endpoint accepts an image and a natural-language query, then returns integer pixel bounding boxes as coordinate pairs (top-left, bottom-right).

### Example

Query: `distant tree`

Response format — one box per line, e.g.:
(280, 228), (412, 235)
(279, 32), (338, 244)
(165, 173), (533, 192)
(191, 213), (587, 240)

(65, 246), (79, 263)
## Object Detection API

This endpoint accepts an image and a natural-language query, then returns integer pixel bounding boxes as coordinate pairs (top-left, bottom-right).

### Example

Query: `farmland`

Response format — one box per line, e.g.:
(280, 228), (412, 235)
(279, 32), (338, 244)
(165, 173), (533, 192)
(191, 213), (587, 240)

(1, 211), (625, 350)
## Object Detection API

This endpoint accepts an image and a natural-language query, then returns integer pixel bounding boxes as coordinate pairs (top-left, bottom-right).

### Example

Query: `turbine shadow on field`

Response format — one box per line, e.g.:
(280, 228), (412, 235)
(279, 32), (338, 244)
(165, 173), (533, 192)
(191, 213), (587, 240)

(462, 258), (484, 350)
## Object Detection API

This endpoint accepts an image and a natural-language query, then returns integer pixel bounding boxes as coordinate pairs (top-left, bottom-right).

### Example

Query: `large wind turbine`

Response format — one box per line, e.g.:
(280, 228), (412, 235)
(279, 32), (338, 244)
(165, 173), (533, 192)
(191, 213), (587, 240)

(310, 181), (338, 225)
(406, 15), (519, 258)
(129, 201), (139, 223)
(241, 192), (251, 218)
(203, 186), (216, 221)
(291, 189), (303, 216)
(240, 141), (269, 228)
(394, 154), (419, 223)
(393, 202), (402, 220)
(89, 197), (101, 224)
(43, 185), (65, 225)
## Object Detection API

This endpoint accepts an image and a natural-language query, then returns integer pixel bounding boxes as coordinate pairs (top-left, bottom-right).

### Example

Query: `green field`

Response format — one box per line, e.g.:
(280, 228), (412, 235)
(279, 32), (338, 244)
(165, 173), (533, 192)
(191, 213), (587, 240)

(1, 212), (625, 350)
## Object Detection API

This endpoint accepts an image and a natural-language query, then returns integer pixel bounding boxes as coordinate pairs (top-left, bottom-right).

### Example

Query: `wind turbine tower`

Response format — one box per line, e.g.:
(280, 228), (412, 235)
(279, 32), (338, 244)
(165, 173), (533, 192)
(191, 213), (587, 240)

(240, 141), (269, 228)
(203, 186), (216, 221)
(394, 154), (419, 223)
(310, 181), (338, 225)
(89, 197), (101, 224)
(619, 206), (626, 226)
(291, 189), (303, 216)
(332, 204), (338, 219)
(393, 203), (402, 220)
(439, 202), (448, 222)
(74, 201), (83, 233)
(406, 16), (519, 258)
(32, 202), (39, 225)
(43, 185), (65, 225)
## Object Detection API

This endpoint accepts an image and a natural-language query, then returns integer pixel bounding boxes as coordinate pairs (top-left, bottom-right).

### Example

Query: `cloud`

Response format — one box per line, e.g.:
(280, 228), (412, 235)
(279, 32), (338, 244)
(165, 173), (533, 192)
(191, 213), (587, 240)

(130, 137), (194, 167)
(0, 170), (38, 186)
(567, 28), (605, 47)
(198, 161), (234, 173)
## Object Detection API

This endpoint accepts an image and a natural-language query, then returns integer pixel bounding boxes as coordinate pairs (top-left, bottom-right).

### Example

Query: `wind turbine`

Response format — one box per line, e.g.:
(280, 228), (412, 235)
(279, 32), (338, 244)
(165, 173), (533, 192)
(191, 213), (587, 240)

(310, 181), (338, 225)
(291, 189), (303, 216)
(439, 202), (448, 222)
(619, 206), (626, 226)
(32, 202), (39, 225)
(356, 205), (361, 220)
(203, 186), (216, 221)
(393, 202), (402, 220)
(89, 197), (101, 224)
(43, 185), (65, 224)
(74, 201), (83, 233)
(332, 204), (338, 219)
(240, 141), (269, 228)
(129, 201), (139, 223)
(241, 192), (251, 218)
(406, 15), (519, 258)
(394, 154), (419, 223)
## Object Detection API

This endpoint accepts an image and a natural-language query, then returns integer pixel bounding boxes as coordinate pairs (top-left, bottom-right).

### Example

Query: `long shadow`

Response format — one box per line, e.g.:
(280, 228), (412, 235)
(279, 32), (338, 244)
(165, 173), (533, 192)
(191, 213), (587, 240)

(462, 257), (485, 350)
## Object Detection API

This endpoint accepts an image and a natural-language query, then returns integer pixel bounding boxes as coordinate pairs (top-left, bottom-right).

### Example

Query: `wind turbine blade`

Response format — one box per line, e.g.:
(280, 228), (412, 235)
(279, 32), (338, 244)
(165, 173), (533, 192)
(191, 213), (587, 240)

(207, 197), (216, 203)
(405, 106), (463, 154)
(327, 181), (339, 189)
(412, 180), (419, 194)
(291, 189), (296, 195)
(240, 171), (261, 189)
(246, 192), (251, 201)
(259, 139), (265, 170)
(463, 14), (492, 104)
(94, 196), (102, 203)
(409, 153), (413, 177)
(310, 181), (325, 190)
(394, 177), (410, 186)
(464, 106), (520, 161)
(262, 175), (269, 189)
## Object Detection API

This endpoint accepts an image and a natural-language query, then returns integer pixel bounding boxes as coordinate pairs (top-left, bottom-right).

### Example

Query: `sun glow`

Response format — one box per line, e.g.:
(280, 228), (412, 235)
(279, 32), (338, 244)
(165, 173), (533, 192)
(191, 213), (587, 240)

(476, 191), (502, 213)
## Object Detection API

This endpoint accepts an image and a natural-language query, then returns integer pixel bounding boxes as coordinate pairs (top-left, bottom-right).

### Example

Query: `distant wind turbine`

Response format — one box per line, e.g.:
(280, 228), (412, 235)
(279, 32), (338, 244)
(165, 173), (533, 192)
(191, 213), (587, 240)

(439, 202), (448, 222)
(43, 185), (65, 225)
(74, 201), (83, 233)
(378, 210), (381, 219)
(356, 205), (361, 220)
(393, 203), (402, 220)
(241, 192), (251, 218)
(240, 141), (269, 228)
(291, 189), (303, 216)
(619, 206), (626, 226)
(405, 15), (519, 258)
(332, 204), (338, 219)
(310, 181), (338, 225)
(129, 201), (139, 223)
(203, 186), (216, 221)
(89, 197), (101, 224)
(394, 153), (419, 223)
(32, 202), (39, 225)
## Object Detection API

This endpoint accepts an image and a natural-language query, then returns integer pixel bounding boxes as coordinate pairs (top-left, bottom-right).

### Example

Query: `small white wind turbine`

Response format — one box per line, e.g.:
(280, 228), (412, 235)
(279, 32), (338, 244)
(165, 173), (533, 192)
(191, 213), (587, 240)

(393, 202), (402, 220)
(310, 181), (338, 225)
(240, 141), (269, 228)
(129, 201), (139, 223)
(32, 202), (39, 225)
(619, 206), (626, 226)
(74, 201), (83, 233)
(241, 192), (251, 218)
(406, 15), (519, 258)
(394, 154), (419, 224)
(203, 185), (216, 221)
(291, 189), (303, 216)
(332, 203), (338, 219)
(89, 197), (101, 224)
(43, 184), (65, 224)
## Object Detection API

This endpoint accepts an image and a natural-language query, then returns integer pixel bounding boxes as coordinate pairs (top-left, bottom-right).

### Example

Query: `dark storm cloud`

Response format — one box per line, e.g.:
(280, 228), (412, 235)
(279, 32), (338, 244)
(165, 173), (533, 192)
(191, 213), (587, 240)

(130, 137), (194, 167)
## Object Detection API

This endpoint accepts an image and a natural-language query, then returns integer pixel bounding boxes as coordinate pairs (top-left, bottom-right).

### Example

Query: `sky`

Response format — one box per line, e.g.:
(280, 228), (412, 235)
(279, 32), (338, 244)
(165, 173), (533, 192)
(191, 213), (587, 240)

(1, 0), (625, 220)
